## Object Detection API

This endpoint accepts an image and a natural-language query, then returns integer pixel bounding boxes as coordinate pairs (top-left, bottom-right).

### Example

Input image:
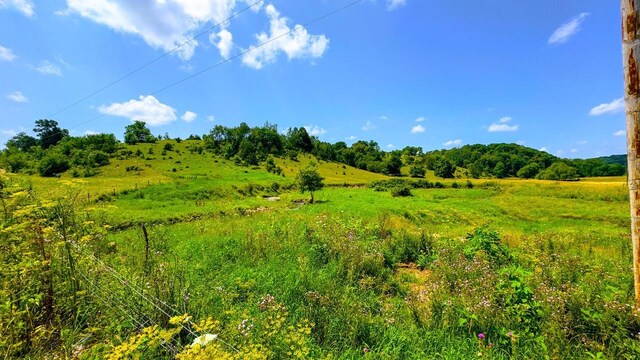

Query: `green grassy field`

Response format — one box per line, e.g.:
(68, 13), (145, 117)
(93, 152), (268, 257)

(1, 143), (638, 359)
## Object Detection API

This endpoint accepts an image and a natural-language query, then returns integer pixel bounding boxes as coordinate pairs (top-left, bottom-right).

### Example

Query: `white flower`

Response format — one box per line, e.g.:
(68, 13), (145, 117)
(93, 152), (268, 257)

(192, 333), (218, 347)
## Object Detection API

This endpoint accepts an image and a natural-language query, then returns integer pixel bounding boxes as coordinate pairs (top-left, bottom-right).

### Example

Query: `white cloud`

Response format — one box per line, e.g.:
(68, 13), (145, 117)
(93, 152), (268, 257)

(488, 116), (518, 132)
(387, 144), (395, 149)
(488, 123), (518, 132)
(0, 0), (34, 17)
(570, 148), (578, 154)
(548, 13), (589, 45)
(304, 125), (326, 136)
(386, 0), (406, 11)
(589, 97), (624, 116)
(540, 147), (548, 152)
(0, 45), (16, 61)
(84, 130), (99, 135)
(415, 116), (425, 122)
(614, 130), (625, 137)
(181, 110), (197, 122)
(98, 95), (177, 126)
(207, 115), (215, 122)
(362, 120), (376, 131)
(64, 0), (240, 61)
(516, 140), (525, 145)
(7, 91), (27, 103)
(443, 139), (462, 147)
(379, 115), (388, 120)
(411, 124), (426, 134)
(242, 4), (329, 69)
(346, 135), (357, 140)
(210, 28), (233, 59)
(35, 60), (62, 76)
(1, 129), (17, 136)
(577, 140), (588, 145)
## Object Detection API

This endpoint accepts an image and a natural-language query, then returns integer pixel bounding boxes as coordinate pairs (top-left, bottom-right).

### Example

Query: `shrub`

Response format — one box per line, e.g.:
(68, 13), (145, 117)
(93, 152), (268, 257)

(464, 227), (511, 266)
(536, 162), (579, 181)
(409, 164), (426, 178)
(38, 152), (70, 176)
(390, 185), (412, 197)
(90, 150), (110, 166)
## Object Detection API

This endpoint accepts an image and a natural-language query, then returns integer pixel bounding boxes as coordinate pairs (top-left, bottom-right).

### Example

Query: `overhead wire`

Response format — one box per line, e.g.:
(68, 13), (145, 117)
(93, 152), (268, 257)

(45, 0), (265, 119)
(30, 0), (364, 147)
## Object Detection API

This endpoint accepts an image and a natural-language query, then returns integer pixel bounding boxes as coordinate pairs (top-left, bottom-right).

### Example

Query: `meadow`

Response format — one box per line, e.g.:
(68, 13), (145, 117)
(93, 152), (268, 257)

(1, 140), (638, 359)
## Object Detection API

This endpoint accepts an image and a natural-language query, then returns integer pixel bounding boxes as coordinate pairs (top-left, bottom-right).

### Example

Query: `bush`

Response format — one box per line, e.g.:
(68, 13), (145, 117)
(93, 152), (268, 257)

(536, 162), (579, 181)
(90, 150), (110, 166)
(163, 143), (174, 151)
(409, 164), (426, 178)
(517, 163), (541, 179)
(38, 152), (70, 176)
(390, 185), (412, 197)
(463, 227), (511, 266)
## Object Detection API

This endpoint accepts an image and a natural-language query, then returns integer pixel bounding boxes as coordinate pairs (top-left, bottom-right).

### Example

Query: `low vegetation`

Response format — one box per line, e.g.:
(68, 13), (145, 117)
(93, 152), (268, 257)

(0, 120), (637, 359)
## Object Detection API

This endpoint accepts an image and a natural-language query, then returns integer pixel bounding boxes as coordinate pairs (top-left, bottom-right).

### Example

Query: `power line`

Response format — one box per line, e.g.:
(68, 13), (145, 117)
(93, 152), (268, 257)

(48, 0), (365, 136)
(45, 0), (264, 119)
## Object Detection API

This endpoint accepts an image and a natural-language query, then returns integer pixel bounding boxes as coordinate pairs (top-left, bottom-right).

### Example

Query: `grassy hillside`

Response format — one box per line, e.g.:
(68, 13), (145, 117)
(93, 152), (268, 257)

(1, 142), (637, 359)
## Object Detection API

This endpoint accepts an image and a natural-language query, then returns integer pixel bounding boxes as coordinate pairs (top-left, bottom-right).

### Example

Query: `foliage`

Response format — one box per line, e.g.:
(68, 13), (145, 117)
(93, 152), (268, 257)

(38, 151), (70, 176)
(464, 226), (512, 266)
(434, 158), (455, 178)
(409, 164), (426, 178)
(517, 163), (541, 179)
(296, 163), (324, 203)
(124, 121), (155, 144)
(385, 152), (403, 176)
(34, 119), (69, 149)
(390, 184), (412, 197)
(536, 162), (579, 181)
(6, 132), (39, 151)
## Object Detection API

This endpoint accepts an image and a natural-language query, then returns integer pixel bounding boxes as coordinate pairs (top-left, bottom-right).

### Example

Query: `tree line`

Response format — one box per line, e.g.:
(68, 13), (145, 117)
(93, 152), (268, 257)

(0, 119), (626, 180)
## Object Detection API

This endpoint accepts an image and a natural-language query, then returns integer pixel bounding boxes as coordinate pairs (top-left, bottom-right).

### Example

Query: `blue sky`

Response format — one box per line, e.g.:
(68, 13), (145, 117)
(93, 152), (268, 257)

(0, 0), (626, 158)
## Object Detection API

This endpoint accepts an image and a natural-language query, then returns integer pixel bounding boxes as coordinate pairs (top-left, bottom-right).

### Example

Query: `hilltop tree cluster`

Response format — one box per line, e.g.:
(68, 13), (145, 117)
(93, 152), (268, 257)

(0, 120), (627, 180)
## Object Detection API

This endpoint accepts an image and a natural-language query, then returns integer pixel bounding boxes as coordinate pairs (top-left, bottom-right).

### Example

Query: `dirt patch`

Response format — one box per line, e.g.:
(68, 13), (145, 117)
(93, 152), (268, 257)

(263, 196), (280, 201)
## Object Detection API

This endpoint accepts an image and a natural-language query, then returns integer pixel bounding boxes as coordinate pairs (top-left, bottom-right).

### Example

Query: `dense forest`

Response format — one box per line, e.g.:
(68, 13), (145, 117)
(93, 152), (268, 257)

(0, 120), (627, 180)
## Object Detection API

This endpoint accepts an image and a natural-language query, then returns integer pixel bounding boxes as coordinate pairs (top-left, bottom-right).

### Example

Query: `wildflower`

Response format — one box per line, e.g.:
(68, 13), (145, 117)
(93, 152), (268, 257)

(477, 333), (485, 340)
(192, 333), (218, 347)
(363, 347), (370, 353)
(507, 331), (513, 338)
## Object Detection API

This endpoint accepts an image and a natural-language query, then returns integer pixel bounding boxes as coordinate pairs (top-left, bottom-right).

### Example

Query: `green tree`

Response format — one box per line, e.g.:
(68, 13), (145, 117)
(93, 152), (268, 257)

(409, 164), (426, 178)
(493, 161), (507, 178)
(38, 151), (70, 176)
(6, 132), (39, 151)
(434, 158), (455, 178)
(34, 119), (69, 149)
(124, 121), (154, 144)
(287, 127), (313, 153)
(536, 162), (579, 181)
(516, 163), (541, 179)
(296, 163), (324, 203)
(385, 152), (403, 176)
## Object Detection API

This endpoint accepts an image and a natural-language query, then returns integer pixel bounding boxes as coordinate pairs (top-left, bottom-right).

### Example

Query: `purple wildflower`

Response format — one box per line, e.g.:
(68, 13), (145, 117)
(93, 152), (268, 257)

(478, 333), (485, 340)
